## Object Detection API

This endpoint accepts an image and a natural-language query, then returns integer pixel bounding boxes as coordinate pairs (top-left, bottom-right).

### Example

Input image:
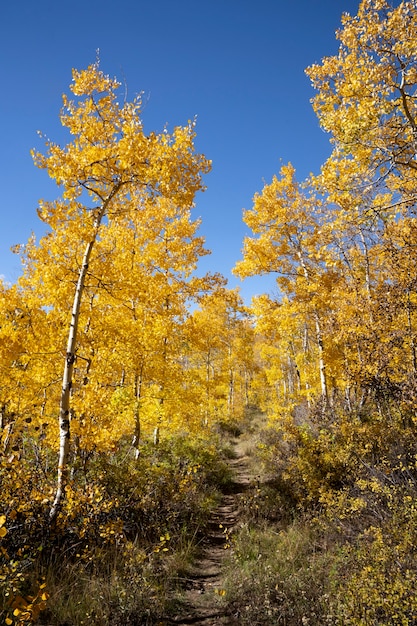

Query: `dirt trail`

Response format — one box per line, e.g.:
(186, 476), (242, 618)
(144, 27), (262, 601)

(167, 433), (259, 626)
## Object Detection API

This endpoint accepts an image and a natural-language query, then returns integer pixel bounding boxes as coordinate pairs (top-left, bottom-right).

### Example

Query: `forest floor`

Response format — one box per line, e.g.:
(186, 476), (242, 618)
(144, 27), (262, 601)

(166, 417), (264, 626)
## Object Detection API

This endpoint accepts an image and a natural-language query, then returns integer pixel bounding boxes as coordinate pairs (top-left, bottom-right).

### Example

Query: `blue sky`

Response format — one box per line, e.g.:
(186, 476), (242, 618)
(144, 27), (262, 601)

(0, 0), (360, 303)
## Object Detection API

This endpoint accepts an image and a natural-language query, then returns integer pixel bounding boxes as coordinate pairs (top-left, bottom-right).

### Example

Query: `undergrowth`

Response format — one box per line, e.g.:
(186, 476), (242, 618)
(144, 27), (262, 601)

(222, 402), (417, 625)
(0, 432), (231, 625)
(3, 404), (417, 624)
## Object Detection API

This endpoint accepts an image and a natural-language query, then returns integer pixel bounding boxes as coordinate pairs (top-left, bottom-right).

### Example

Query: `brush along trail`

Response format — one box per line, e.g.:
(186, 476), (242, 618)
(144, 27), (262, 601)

(167, 420), (263, 626)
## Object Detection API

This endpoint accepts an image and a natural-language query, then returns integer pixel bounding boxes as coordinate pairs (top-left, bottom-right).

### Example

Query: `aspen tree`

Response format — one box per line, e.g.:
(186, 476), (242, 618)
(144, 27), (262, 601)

(185, 288), (254, 424)
(307, 0), (417, 398)
(30, 62), (210, 521)
(307, 0), (417, 197)
(234, 164), (333, 405)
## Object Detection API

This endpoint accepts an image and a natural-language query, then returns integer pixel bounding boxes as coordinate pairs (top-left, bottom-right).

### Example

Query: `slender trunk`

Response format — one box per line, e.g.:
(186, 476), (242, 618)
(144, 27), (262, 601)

(153, 322), (168, 447)
(298, 252), (329, 405)
(2, 421), (14, 453)
(244, 369), (250, 407)
(153, 425), (160, 446)
(205, 350), (212, 426)
(406, 288), (417, 376)
(345, 386), (352, 413)
(227, 343), (234, 416)
(132, 368), (143, 459)
(49, 236), (96, 522)
(133, 411), (141, 459)
(302, 325), (312, 408)
(49, 184), (121, 523)
(0, 405), (13, 452)
(359, 229), (374, 325)
(314, 312), (329, 405)
(228, 368), (234, 416)
(287, 355), (295, 395)
(70, 431), (80, 481)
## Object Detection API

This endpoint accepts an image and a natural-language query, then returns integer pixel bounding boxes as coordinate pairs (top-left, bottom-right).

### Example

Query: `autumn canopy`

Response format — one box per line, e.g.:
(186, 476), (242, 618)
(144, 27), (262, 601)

(2, 1), (417, 623)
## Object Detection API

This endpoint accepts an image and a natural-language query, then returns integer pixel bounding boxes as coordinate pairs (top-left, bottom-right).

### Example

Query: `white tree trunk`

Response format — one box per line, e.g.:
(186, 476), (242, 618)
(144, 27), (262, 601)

(49, 184), (122, 523)
(49, 237), (96, 522)
(298, 252), (329, 405)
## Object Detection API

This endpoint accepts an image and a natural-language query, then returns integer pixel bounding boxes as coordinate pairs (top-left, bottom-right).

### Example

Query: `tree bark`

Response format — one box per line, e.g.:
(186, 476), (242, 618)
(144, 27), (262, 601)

(132, 368), (143, 460)
(298, 253), (329, 405)
(49, 184), (122, 523)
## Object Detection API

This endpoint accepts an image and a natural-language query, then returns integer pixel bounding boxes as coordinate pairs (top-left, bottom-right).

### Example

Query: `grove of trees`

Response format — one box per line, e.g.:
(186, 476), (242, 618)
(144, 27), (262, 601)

(2, 1), (417, 624)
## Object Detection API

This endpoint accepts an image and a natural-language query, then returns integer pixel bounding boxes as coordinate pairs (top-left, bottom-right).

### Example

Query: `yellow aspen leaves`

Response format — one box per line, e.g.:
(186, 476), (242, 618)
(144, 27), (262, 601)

(0, 515), (7, 538)
(235, 2), (417, 424)
(24, 60), (213, 519)
(306, 0), (417, 197)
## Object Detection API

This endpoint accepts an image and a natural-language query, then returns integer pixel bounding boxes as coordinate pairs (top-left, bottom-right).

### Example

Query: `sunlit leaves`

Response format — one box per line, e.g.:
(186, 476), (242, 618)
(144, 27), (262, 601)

(0, 515), (7, 538)
(307, 0), (417, 197)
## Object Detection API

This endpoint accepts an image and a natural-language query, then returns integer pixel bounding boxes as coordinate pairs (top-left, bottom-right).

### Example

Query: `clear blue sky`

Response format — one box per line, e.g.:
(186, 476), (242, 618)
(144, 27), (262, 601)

(0, 0), (360, 303)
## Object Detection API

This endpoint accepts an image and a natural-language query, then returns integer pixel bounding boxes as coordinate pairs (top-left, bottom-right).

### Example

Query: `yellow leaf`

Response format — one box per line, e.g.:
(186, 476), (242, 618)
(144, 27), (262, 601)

(0, 527), (7, 538)
(0, 515), (6, 527)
